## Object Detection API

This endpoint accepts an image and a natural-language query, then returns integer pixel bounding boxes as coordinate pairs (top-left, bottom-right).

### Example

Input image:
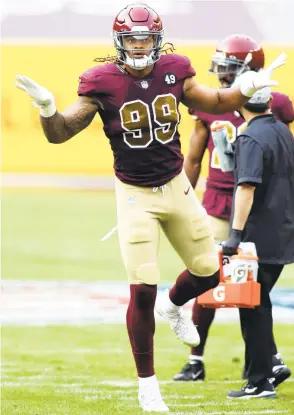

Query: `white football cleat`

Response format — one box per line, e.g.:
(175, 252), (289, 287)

(138, 381), (169, 412)
(156, 289), (200, 347)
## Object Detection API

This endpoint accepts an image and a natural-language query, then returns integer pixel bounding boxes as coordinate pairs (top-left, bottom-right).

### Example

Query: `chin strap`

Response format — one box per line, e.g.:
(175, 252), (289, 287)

(125, 53), (155, 70)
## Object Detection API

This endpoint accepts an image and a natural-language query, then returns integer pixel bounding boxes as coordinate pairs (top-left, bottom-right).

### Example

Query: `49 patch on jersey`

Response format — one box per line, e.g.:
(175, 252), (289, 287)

(164, 72), (177, 86)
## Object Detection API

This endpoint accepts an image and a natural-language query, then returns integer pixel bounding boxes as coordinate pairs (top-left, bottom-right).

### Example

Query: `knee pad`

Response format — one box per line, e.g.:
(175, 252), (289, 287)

(128, 262), (160, 285)
(190, 253), (219, 277)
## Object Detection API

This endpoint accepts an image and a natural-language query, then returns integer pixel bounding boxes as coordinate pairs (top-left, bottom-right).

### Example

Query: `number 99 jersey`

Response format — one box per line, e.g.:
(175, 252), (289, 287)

(78, 54), (195, 187)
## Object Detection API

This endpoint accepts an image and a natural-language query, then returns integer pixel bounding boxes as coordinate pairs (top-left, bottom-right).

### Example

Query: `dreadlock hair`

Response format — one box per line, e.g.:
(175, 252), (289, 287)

(94, 42), (176, 64)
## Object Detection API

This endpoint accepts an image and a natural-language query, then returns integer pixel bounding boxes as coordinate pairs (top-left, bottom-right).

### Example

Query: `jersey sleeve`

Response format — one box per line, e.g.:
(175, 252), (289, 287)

(272, 92), (294, 123)
(78, 68), (101, 97)
(235, 135), (263, 186)
(188, 108), (212, 126)
(178, 56), (196, 79)
(169, 54), (196, 81)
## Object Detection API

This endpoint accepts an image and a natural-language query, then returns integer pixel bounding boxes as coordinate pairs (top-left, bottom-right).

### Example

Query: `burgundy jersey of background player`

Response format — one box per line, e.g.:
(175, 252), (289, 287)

(78, 54), (195, 187)
(189, 91), (294, 219)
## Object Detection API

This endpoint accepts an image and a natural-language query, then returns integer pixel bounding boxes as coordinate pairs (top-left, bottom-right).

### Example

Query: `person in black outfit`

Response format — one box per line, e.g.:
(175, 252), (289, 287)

(222, 86), (293, 399)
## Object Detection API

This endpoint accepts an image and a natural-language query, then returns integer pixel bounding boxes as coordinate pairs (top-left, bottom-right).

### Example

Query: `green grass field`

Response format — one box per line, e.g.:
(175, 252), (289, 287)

(2, 324), (294, 415)
(2, 189), (294, 415)
(2, 189), (293, 285)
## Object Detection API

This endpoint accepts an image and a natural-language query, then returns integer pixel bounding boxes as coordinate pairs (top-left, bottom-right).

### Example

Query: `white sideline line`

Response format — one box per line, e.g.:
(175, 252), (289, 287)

(85, 395), (206, 402)
(2, 280), (293, 325)
(2, 379), (294, 388)
(174, 411), (289, 415)
(2, 375), (93, 380)
(169, 403), (290, 409)
(3, 349), (294, 356)
(162, 402), (239, 408)
(1, 348), (126, 355)
(93, 379), (294, 386)
(84, 394), (204, 400)
(127, 403), (243, 409)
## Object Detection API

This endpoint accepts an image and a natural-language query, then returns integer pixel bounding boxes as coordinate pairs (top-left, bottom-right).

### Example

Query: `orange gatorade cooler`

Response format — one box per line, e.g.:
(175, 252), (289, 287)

(198, 247), (261, 308)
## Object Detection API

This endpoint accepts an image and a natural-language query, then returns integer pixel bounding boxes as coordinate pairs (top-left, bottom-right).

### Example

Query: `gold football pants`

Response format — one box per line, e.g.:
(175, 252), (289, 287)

(115, 170), (219, 284)
(207, 215), (230, 244)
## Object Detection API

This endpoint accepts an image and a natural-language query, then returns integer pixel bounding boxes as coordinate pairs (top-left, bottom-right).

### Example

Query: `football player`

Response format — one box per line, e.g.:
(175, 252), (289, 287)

(15, 6), (286, 411)
(174, 34), (293, 387)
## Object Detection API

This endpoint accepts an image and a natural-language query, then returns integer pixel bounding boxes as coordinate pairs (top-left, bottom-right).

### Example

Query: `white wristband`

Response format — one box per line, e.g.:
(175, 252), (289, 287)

(40, 101), (57, 118)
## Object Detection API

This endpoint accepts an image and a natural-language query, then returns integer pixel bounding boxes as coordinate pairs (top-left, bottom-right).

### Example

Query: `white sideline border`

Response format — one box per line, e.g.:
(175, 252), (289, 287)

(174, 412), (289, 415)
(2, 379), (294, 387)
(2, 280), (293, 325)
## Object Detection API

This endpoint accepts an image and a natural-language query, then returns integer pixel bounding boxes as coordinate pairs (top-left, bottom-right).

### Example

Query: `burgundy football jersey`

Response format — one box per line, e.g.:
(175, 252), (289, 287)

(78, 54), (195, 187)
(189, 91), (294, 219)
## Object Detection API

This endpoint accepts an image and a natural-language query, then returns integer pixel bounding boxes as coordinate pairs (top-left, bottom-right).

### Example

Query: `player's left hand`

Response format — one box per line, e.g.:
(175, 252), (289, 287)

(221, 229), (242, 256)
(15, 75), (56, 117)
(236, 53), (287, 97)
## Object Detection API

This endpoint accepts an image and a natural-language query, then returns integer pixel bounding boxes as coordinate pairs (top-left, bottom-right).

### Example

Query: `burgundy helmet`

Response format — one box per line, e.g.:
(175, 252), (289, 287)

(113, 4), (164, 70)
(209, 34), (265, 85)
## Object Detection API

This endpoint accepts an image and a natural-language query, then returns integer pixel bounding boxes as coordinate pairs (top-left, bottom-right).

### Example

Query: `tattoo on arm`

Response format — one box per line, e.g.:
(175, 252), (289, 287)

(41, 96), (98, 144)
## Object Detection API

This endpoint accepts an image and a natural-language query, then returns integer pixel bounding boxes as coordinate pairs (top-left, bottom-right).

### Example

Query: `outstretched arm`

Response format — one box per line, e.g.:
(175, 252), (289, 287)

(15, 75), (99, 144)
(182, 79), (247, 114)
(182, 53), (286, 114)
(40, 97), (98, 144)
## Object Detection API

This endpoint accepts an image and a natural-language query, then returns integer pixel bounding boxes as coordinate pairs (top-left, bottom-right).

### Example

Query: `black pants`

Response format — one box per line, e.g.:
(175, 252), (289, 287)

(239, 263), (284, 384)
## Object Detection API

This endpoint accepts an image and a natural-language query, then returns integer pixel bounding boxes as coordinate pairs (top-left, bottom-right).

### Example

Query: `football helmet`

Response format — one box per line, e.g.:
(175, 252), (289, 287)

(113, 4), (164, 70)
(209, 34), (265, 86)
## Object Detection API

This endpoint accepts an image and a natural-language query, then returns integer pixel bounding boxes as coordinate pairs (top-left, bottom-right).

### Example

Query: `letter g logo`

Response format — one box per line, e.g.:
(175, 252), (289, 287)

(213, 286), (225, 302)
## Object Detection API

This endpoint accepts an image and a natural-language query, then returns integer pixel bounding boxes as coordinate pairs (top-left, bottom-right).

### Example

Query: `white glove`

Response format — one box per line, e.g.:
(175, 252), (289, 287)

(15, 75), (57, 118)
(236, 53), (286, 97)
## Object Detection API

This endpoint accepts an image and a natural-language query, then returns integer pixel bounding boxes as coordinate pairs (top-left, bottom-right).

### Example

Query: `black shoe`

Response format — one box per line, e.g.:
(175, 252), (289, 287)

(270, 353), (291, 388)
(242, 353), (291, 388)
(173, 360), (205, 381)
(227, 379), (276, 399)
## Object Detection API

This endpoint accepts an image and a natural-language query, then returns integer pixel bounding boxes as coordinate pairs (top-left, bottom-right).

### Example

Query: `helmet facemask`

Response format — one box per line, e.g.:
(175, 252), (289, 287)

(209, 52), (253, 87)
(113, 27), (164, 70)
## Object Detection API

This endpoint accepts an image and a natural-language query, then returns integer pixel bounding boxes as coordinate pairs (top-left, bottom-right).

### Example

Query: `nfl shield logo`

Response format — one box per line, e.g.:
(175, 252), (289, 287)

(141, 80), (149, 89)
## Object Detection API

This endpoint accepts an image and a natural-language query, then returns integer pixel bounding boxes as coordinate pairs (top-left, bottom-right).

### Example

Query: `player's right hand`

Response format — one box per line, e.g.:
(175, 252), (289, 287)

(235, 53), (286, 98)
(15, 75), (56, 117)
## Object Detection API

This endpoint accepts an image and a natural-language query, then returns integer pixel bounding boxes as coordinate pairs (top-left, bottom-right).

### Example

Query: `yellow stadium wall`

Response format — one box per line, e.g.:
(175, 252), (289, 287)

(2, 44), (294, 175)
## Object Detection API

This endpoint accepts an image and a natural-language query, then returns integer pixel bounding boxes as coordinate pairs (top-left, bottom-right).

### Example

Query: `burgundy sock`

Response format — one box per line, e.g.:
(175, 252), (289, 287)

(169, 269), (219, 306)
(191, 300), (216, 356)
(126, 284), (157, 378)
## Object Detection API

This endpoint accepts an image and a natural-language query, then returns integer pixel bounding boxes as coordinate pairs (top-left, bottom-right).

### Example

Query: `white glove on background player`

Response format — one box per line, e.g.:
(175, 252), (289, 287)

(15, 75), (56, 117)
(235, 52), (286, 97)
